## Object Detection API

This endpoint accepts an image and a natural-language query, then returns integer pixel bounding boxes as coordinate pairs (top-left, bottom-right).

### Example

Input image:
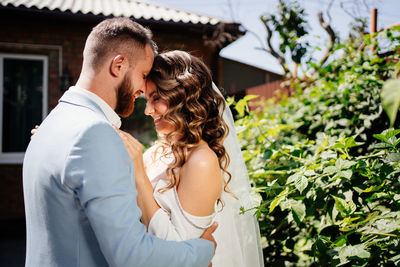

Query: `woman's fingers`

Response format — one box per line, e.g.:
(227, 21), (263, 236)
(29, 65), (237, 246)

(124, 133), (142, 151)
(113, 127), (147, 176)
(120, 132), (140, 150)
(30, 125), (39, 139)
(118, 129), (141, 146)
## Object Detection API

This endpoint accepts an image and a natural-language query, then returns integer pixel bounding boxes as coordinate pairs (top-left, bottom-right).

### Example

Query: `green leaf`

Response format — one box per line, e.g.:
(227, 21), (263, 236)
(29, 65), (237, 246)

(387, 136), (399, 146)
(269, 188), (288, 213)
(280, 199), (306, 226)
(323, 166), (338, 174)
(287, 173), (300, 184)
(235, 95), (259, 117)
(334, 244), (371, 264)
(362, 186), (374, 193)
(386, 152), (400, 162)
(332, 235), (347, 247)
(295, 175), (308, 193)
(336, 158), (356, 170)
(304, 169), (316, 176)
(263, 150), (273, 160)
(383, 129), (400, 139)
(348, 200), (357, 214)
(226, 96), (235, 107)
(373, 133), (388, 142)
(393, 138), (400, 147)
(291, 201), (306, 226)
(390, 254), (400, 265)
(338, 170), (352, 179)
(319, 235), (332, 244)
(315, 238), (327, 254)
(374, 142), (393, 149)
(381, 79), (400, 127)
(332, 195), (348, 217)
(332, 195), (356, 216)
(344, 136), (362, 148)
(361, 218), (400, 234)
(279, 199), (292, 211)
(242, 94), (259, 102)
(235, 99), (247, 117)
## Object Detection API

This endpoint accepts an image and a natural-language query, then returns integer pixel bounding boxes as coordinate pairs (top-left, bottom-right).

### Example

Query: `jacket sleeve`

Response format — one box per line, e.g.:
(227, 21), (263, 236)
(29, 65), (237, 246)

(63, 121), (214, 267)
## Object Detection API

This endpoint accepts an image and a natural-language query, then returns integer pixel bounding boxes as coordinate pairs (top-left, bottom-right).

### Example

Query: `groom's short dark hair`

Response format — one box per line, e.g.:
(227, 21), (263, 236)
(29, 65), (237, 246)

(83, 17), (157, 70)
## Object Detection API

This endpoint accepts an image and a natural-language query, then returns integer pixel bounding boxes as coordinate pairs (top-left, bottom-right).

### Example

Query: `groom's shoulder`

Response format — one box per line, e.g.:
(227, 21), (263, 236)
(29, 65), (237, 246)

(54, 101), (112, 132)
(44, 102), (122, 147)
(76, 120), (118, 143)
(49, 107), (117, 144)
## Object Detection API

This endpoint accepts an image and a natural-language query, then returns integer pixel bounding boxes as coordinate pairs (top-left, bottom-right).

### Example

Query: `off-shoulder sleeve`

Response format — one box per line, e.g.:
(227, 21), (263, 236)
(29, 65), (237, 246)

(148, 181), (215, 241)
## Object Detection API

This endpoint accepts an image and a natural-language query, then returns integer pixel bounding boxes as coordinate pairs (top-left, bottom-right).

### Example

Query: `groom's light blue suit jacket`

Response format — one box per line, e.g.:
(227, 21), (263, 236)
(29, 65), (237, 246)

(23, 89), (213, 267)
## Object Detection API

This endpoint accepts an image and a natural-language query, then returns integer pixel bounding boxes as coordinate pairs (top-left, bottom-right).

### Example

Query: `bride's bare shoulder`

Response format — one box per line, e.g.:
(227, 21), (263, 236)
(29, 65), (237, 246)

(183, 142), (222, 179)
(188, 143), (218, 164)
(177, 142), (222, 216)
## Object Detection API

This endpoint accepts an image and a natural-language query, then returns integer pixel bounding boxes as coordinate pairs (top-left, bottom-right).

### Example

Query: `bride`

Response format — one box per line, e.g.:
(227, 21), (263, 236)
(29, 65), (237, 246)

(117, 50), (264, 267)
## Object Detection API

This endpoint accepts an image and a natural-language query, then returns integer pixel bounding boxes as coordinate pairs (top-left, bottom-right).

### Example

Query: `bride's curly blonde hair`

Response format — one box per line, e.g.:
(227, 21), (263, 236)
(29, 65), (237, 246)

(147, 50), (232, 197)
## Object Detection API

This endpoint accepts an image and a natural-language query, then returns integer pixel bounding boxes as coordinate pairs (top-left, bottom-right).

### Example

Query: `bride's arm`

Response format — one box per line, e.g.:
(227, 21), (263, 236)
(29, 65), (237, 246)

(117, 129), (221, 241)
(115, 128), (160, 227)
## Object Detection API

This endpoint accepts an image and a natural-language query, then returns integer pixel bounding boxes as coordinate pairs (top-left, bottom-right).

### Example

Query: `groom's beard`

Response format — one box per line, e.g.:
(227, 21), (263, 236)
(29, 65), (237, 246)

(115, 74), (135, 118)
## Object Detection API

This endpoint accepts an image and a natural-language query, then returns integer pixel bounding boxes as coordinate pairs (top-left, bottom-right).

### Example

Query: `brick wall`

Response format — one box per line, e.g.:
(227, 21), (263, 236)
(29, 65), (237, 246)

(0, 165), (23, 220)
(245, 80), (285, 110)
(246, 80), (284, 100)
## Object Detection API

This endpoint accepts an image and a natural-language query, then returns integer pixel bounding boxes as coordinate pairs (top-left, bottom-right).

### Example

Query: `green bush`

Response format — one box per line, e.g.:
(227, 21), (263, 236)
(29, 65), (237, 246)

(234, 27), (400, 266)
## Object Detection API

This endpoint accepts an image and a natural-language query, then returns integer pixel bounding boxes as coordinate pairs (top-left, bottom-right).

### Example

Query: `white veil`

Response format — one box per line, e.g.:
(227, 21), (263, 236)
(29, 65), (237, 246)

(212, 83), (264, 267)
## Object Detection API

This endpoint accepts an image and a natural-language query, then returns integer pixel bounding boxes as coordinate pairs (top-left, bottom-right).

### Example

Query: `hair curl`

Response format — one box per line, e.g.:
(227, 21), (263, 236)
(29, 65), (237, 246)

(147, 50), (232, 200)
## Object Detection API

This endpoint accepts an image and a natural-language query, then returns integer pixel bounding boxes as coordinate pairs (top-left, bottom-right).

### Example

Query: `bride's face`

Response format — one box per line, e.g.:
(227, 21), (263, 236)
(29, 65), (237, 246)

(144, 80), (175, 135)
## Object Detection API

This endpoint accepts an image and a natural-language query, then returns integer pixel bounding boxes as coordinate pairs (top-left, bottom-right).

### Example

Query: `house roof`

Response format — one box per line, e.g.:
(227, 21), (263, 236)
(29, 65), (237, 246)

(0, 0), (233, 26)
(221, 56), (284, 76)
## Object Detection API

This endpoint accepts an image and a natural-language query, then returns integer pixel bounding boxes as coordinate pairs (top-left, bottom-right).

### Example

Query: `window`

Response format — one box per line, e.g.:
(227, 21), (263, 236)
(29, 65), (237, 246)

(0, 54), (48, 163)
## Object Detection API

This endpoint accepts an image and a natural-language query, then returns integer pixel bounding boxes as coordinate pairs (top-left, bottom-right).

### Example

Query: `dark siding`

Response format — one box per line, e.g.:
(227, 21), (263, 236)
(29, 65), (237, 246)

(221, 58), (266, 96)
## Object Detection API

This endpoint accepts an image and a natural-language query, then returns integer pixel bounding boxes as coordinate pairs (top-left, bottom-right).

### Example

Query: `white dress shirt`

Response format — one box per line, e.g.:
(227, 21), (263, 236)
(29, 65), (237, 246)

(69, 86), (122, 128)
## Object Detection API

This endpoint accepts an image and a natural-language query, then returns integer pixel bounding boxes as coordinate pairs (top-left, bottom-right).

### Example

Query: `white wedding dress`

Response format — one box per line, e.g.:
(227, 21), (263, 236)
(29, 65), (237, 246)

(142, 84), (264, 267)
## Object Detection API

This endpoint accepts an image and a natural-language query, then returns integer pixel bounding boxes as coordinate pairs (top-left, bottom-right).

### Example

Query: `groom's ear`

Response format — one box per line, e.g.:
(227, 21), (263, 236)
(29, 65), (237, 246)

(110, 54), (127, 78)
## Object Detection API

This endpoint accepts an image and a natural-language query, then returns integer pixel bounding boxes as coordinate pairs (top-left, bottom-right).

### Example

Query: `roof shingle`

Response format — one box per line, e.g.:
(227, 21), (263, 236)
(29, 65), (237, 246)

(0, 0), (231, 25)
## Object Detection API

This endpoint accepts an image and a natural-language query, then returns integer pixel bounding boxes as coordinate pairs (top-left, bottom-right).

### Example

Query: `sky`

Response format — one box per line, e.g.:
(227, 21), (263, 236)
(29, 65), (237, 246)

(145, 0), (400, 74)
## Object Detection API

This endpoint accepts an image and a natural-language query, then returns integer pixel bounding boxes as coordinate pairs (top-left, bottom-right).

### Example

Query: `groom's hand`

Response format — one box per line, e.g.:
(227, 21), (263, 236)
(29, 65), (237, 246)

(200, 222), (218, 266)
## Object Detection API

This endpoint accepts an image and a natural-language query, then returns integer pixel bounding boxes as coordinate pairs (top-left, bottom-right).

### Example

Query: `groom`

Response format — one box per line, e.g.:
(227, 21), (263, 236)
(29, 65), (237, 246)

(23, 18), (216, 266)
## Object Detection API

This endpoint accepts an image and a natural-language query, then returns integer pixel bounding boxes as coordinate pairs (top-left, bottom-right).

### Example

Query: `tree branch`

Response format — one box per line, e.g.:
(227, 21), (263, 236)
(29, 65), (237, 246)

(261, 18), (289, 74)
(326, 0), (334, 23)
(255, 47), (270, 53)
(243, 26), (269, 52)
(318, 12), (336, 66)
